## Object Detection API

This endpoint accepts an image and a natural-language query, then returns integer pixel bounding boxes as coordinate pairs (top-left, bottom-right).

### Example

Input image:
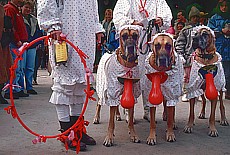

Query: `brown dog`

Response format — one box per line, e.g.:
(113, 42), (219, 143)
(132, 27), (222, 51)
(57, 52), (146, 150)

(184, 26), (226, 136)
(96, 25), (142, 146)
(144, 33), (184, 144)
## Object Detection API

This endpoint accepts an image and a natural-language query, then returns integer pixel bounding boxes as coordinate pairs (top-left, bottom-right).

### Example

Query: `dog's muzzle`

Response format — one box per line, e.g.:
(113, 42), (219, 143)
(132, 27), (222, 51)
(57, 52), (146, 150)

(153, 43), (174, 71)
(193, 31), (214, 60)
(192, 31), (209, 51)
(120, 33), (138, 63)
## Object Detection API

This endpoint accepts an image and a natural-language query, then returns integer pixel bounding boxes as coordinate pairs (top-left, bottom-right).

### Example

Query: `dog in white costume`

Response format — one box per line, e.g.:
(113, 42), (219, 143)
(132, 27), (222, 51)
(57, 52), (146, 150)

(96, 25), (142, 146)
(183, 26), (226, 137)
(144, 33), (184, 144)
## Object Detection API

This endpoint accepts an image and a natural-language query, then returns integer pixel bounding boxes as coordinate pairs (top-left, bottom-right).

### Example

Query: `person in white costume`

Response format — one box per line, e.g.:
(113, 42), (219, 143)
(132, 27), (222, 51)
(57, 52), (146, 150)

(37, 0), (104, 151)
(113, 0), (173, 122)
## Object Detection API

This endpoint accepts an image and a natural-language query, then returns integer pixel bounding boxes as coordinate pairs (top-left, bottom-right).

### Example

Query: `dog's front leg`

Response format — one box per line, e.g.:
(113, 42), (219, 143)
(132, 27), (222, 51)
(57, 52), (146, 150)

(103, 106), (116, 147)
(209, 99), (218, 137)
(184, 98), (196, 133)
(147, 107), (157, 145)
(198, 94), (207, 119)
(166, 106), (176, 142)
(219, 91), (229, 126)
(128, 107), (140, 143)
(93, 103), (101, 124)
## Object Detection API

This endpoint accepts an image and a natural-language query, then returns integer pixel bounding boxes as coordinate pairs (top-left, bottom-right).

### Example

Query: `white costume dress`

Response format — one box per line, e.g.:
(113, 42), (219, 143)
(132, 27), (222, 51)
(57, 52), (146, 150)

(144, 51), (184, 107)
(186, 52), (226, 99)
(96, 53), (141, 106)
(37, 0), (104, 105)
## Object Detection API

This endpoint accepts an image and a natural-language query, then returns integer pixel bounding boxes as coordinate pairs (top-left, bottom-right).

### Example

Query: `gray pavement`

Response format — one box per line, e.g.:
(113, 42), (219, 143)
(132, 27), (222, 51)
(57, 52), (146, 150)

(0, 69), (230, 155)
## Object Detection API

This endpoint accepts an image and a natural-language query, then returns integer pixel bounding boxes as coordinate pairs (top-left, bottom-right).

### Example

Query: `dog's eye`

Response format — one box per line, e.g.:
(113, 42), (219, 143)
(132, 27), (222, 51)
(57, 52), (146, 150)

(121, 33), (128, 41)
(154, 43), (161, 51)
(132, 33), (138, 41)
(165, 43), (172, 53)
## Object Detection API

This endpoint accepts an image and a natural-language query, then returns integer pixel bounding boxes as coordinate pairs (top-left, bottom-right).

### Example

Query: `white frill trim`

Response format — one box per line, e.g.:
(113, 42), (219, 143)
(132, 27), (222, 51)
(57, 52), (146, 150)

(49, 91), (84, 105)
(106, 98), (121, 107)
(186, 89), (204, 99)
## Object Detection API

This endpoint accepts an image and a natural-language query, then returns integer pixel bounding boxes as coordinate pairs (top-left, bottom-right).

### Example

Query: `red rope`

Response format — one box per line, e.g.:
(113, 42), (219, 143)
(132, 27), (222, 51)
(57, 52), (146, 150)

(3, 36), (95, 154)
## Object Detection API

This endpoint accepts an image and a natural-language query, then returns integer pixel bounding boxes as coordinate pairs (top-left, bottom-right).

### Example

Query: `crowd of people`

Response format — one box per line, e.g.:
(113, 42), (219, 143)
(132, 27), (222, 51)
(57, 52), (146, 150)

(0, 0), (48, 104)
(0, 0), (229, 152)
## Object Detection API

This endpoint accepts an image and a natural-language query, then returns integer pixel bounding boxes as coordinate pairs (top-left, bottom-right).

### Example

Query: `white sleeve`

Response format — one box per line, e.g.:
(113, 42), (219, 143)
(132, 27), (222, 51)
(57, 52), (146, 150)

(113, 0), (135, 30)
(93, 0), (104, 33)
(157, 0), (173, 30)
(37, 0), (62, 32)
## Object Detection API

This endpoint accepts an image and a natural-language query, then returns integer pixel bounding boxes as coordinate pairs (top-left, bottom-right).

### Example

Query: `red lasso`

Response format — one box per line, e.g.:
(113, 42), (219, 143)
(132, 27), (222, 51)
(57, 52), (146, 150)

(3, 36), (96, 154)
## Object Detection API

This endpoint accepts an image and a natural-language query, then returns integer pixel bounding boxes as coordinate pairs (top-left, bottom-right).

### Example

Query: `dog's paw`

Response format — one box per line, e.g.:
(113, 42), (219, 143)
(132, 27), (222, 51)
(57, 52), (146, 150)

(130, 135), (140, 143)
(208, 129), (218, 137)
(146, 136), (156, 145)
(93, 117), (100, 124)
(220, 119), (229, 126)
(183, 125), (193, 133)
(198, 113), (206, 119)
(166, 131), (176, 142)
(116, 115), (122, 121)
(173, 123), (178, 130)
(103, 136), (114, 147)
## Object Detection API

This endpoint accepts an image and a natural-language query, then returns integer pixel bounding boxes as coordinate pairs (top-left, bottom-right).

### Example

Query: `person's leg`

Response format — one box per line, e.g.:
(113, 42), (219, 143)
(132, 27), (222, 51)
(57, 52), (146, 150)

(18, 50), (26, 91)
(0, 83), (8, 104)
(222, 61), (230, 99)
(142, 90), (150, 122)
(70, 103), (96, 145)
(5, 44), (25, 98)
(33, 48), (40, 85)
(55, 104), (87, 151)
(25, 48), (37, 94)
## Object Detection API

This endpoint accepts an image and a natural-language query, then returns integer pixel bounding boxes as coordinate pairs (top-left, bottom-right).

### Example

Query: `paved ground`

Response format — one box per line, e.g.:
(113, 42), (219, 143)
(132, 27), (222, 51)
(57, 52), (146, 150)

(0, 69), (230, 155)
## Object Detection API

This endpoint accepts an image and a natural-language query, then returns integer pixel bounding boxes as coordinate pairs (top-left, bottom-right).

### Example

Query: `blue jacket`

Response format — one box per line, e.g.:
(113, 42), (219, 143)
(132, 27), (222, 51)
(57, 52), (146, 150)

(105, 25), (119, 52)
(23, 14), (43, 49)
(208, 14), (230, 61)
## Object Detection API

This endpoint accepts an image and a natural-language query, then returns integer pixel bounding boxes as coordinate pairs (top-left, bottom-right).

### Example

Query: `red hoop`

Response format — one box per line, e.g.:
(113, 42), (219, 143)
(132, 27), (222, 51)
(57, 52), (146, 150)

(3, 36), (96, 154)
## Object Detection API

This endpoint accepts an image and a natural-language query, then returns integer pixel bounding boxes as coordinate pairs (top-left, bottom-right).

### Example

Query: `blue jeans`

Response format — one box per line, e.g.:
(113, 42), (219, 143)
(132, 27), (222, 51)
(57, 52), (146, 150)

(6, 44), (24, 93)
(21, 48), (36, 90)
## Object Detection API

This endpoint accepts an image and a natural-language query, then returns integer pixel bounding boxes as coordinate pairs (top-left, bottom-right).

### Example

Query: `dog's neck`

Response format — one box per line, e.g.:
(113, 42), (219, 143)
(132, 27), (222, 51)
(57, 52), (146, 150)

(195, 48), (218, 65)
(116, 48), (138, 68)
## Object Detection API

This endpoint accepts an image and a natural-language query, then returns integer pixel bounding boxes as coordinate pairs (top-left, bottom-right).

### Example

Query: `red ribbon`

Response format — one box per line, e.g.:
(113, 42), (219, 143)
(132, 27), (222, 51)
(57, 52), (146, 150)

(139, 0), (149, 18)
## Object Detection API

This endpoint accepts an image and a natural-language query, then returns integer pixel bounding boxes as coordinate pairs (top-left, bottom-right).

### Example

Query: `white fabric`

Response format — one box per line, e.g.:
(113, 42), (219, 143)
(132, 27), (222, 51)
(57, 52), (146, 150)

(37, 0), (104, 86)
(186, 52), (226, 99)
(49, 81), (85, 105)
(113, 0), (172, 32)
(55, 104), (83, 122)
(96, 53), (113, 106)
(96, 52), (141, 106)
(144, 51), (184, 107)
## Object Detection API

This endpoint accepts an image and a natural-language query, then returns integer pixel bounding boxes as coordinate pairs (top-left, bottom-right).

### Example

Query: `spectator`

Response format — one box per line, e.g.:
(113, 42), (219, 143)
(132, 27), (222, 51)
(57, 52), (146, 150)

(208, 0), (230, 99)
(4, 0), (29, 99)
(0, 3), (12, 104)
(175, 6), (201, 102)
(166, 18), (176, 37)
(175, 21), (185, 39)
(174, 10), (188, 32)
(101, 9), (119, 54)
(113, 0), (172, 122)
(37, 0), (104, 151)
(199, 11), (209, 25)
(21, 0), (43, 94)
